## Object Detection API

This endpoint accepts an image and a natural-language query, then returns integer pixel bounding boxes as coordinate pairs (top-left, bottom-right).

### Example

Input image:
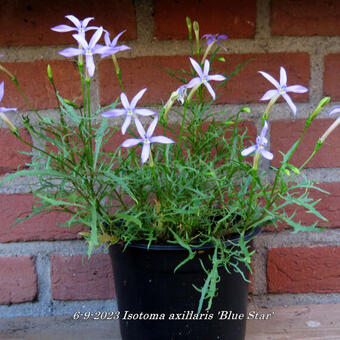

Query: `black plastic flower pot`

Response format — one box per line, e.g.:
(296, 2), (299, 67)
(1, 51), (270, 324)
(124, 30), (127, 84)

(109, 227), (260, 340)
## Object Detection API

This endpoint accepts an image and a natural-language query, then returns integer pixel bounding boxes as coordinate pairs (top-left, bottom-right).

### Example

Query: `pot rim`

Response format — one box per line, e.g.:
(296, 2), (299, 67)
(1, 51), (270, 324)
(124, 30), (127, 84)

(119, 226), (262, 251)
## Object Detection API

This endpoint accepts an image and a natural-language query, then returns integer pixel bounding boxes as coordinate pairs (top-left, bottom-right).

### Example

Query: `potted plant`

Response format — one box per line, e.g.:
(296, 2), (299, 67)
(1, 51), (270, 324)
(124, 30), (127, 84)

(0, 15), (338, 340)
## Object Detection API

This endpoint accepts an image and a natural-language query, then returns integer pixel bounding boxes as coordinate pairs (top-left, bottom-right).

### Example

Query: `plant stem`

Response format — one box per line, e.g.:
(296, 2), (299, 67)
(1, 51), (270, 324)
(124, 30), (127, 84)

(187, 83), (201, 102)
(78, 62), (86, 116)
(267, 123), (309, 208)
(112, 55), (125, 92)
(85, 76), (93, 167)
(176, 101), (189, 158)
(262, 94), (280, 123)
(246, 170), (257, 218)
(201, 42), (214, 64)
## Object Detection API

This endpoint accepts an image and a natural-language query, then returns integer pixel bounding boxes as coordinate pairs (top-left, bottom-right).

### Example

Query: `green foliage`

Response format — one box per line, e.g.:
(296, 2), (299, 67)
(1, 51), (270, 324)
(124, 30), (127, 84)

(0, 20), (332, 313)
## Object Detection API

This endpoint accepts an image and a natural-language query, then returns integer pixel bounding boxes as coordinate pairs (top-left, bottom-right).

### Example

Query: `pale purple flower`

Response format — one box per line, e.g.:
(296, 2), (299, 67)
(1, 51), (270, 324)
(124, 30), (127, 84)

(101, 88), (156, 135)
(100, 30), (130, 58)
(0, 82), (17, 114)
(0, 81), (17, 132)
(121, 116), (175, 164)
(51, 15), (98, 36)
(241, 121), (273, 160)
(259, 66), (308, 115)
(328, 106), (340, 116)
(177, 85), (187, 104)
(202, 34), (228, 46)
(186, 58), (226, 100)
(59, 27), (106, 77)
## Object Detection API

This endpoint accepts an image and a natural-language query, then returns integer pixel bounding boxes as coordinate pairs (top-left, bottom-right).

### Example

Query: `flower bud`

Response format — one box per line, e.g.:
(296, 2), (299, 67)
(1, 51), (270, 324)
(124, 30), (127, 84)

(193, 21), (199, 40)
(186, 17), (192, 33)
(193, 21), (200, 54)
(305, 97), (330, 128)
(0, 112), (17, 133)
(47, 64), (53, 81)
(193, 21), (199, 34)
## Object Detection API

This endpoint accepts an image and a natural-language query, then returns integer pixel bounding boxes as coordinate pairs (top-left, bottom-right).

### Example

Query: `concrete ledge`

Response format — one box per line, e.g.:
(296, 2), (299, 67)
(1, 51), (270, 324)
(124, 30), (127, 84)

(0, 315), (120, 340)
(1, 304), (339, 339)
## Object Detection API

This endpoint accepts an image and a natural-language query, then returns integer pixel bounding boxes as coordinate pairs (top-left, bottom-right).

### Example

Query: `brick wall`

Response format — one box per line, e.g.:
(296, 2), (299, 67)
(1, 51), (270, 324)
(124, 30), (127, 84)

(1, 0), (340, 316)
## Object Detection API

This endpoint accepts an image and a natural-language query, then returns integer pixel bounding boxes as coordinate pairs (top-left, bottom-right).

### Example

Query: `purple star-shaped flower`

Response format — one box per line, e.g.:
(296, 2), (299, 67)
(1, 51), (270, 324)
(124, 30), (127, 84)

(121, 116), (175, 164)
(259, 66), (308, 115)
(202, 34), (228, 46)
(0, 81), (17, 131)
(186, 58), (226, 100)
(51, 15), (98, 36)
(100, 30), (131, 58)
(241, 121), (273, 160)
(101, 88), (156, 135)
(59, 27), (106, 77)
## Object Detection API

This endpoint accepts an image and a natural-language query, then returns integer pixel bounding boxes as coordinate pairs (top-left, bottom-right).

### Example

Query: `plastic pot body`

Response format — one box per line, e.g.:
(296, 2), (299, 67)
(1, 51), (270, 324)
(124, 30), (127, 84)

(109, 230), (259, 340)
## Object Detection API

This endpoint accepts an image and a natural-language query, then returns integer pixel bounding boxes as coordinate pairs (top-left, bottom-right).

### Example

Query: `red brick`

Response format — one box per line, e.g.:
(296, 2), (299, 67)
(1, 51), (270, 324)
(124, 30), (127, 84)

(324, 54), (340, 100)
(0, 0), (136, 46)
(0, 256), (37, 304)
(0, 128), (32, 174)
(154, 0), (256, 40)
(99, 56), (188, 106)
(267, 246), (340, 293)
(51, 254), (114, 300)
(0, 61), (81, 111)
(248, 264), (254, 294)
(0, 194), (84, 242)
(98, 53), (309, 106)
(271, 0), (340, 36)
(219, 53), (309, 105)
(271, 119), (340, 169)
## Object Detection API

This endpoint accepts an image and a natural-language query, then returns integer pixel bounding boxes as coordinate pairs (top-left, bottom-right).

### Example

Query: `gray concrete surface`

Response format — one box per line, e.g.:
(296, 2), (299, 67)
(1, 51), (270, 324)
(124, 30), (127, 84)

(2, 304), (340, 340)
(0, 315), (121, 340)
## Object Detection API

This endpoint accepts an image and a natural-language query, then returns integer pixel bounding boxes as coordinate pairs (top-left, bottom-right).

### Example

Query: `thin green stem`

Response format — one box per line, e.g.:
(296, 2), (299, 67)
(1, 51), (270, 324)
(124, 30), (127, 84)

(149, 150), (162, 198)
(176, 101), (189, 158)
(267, 124), (309, 208)
(298, 140), (323, 171)
(0, 64), (43, 120)
(112, 55), (125, 92)
(262, 94), (280, 123)
(187, 83), (201, 102)
(113, 188), (128, 210)
(246, 171), (257, 218)
(14, 130), (77, 175)
(78, 62), (86, 116)
(11, 77), (44, 120)
(47, 70), (77, 165)
(85, 76), (93, 167)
